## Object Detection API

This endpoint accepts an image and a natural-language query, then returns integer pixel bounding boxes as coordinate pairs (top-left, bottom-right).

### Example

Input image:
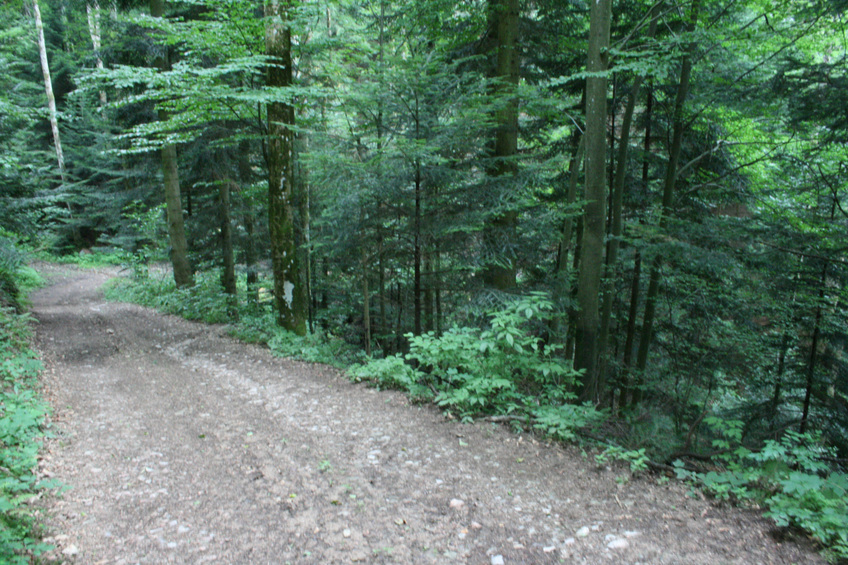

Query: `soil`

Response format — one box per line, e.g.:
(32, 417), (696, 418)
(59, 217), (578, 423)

(30, 265), (824, 565)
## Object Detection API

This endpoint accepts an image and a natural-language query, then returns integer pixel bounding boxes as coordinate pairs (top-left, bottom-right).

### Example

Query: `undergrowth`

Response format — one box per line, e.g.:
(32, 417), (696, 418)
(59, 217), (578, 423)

(675, 418), (848, 561)
(104, 269), (362, 368)
(0, 235), (55, 563)
(348, 293), (605, 440)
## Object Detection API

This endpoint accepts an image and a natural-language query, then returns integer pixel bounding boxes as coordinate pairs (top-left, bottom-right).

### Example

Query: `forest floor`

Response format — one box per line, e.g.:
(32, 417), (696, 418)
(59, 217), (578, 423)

(30, 265), (824, 565)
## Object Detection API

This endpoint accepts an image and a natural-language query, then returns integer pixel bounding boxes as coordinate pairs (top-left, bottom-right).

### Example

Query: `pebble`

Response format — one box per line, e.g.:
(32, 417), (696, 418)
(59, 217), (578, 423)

(576, 526), (590, 537)
(607, 538), (629, 550)
(343, 529), (351, 538)
(62, 545), (79, 556)
(450, 498), (465, 509)
(491, 555), (505, 565)
(543, 545), (556, 553)
(471, 521), (483, 529)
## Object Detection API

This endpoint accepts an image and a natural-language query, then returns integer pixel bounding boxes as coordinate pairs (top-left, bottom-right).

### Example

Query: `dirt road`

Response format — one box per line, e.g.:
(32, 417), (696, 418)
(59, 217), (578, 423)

(31, 266), (821, 564)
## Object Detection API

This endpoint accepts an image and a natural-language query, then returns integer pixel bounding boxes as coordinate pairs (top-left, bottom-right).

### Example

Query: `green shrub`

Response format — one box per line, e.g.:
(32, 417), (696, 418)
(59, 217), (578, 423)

(675, 420), (848, 561)
(104, 274), (234, 324)
(0, 285), (56, 561)
(349, 292), (604, 435)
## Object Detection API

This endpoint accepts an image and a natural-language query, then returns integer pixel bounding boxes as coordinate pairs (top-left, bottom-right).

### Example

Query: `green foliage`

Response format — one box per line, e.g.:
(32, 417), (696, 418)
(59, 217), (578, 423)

(107, 273), (362, 367)
(347, 355), (430, 400)
(594, 445), (650, 474)
(349, 293), (604, 435)
(104, 273), (233, 324)
(0, 261), (55, 562)
(675, 421), (848, 560)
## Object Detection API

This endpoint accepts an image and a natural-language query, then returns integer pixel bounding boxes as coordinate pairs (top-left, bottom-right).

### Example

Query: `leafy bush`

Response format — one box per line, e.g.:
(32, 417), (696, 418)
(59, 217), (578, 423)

(0, 259), (55, 562)
(228, 311), (360, 367)
(349, 292), (604, 435)
(675, 419), (848, 561)
(104, 274), (234, 324)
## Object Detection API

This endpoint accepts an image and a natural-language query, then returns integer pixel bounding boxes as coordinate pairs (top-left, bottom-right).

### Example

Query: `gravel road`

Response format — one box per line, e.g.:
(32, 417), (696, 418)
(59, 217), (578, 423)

(31, 265), (823, 564)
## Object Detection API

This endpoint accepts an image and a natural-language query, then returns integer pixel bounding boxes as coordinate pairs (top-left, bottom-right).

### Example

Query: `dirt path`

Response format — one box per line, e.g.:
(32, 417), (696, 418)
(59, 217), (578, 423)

(31, 266), (822, 564)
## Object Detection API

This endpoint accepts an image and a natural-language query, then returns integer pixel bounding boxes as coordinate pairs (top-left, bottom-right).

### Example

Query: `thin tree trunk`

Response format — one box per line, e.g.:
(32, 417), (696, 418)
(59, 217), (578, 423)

(378, 235), (387, 352)
(161, 144), (193, 287)
(220, 180), (237, 296)
(575, 0), (612, 403)
(619, 82), (653, 406)
(86, 1), (107, 105)
(800, 270), (825, 435)
(413, 159), (422, 336)
(620, 250), (642, 406)
(558, 133), (585, 274)
(295, 133), (313, 332)
(424, 250), (433, 333)
(597, 10), (660, 402)
(771, 331), (789, 425)
(34, 0), (65, 183)
(361, 207), (371, 356)
(632, 2), (700, 404)
(265, 0), (306, 334)
(435, 240), (442, 335)
(244, 209), (258, 304)
(238, 141), (259, 305)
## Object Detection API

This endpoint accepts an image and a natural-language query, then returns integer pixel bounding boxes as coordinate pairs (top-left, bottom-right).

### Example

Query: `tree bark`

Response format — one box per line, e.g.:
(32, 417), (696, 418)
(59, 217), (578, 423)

(265, 0), (307, 334)
(482, 0), (520, 290)
(149, 0), (193, 288)
(575, 0), (612, 403)
(34, 0), (65, 183)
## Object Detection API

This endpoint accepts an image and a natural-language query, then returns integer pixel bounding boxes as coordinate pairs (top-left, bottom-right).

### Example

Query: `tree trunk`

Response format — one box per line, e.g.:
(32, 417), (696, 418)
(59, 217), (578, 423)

(86, 1), (107, 105)
(160, 144), (194, 287)
(34, 0), (65, 183)
(360, 206), (371, 356)
(620, 249), (642, 407)
(244, 209), (258, 305)
(237, 141), (259, 305)
(620, 81), (653, 407)
(413, 159), (422, 336)
(265, 0), (306, 335)
(575, 0), (611, 403)
(219, 180), (237, 296)
(150, 0), (193, 288)
(800, 270), (825, 435)
(482, 0), (520, 290)
(632, 3), (700, 405)
(557, 133), (585, 274)
(597, 10), (660, 403)
(295, 133), (313, 332)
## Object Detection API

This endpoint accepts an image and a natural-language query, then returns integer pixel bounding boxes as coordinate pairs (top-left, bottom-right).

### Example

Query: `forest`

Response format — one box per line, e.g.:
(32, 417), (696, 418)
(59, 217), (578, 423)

(0, 0), (847, 558)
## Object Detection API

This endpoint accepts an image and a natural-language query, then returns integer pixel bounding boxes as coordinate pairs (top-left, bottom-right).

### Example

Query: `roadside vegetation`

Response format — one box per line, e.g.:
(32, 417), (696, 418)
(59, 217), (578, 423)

(0, 234), (56, 563)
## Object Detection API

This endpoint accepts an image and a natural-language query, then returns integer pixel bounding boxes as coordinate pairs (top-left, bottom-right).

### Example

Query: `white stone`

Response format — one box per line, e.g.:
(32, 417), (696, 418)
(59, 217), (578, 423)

(491, 555), (505, 565)
(607, 538), (629, 550)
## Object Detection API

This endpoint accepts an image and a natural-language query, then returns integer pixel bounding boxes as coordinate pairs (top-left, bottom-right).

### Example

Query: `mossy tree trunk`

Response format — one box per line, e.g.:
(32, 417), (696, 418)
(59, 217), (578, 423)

(265, 0), (307, 335)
